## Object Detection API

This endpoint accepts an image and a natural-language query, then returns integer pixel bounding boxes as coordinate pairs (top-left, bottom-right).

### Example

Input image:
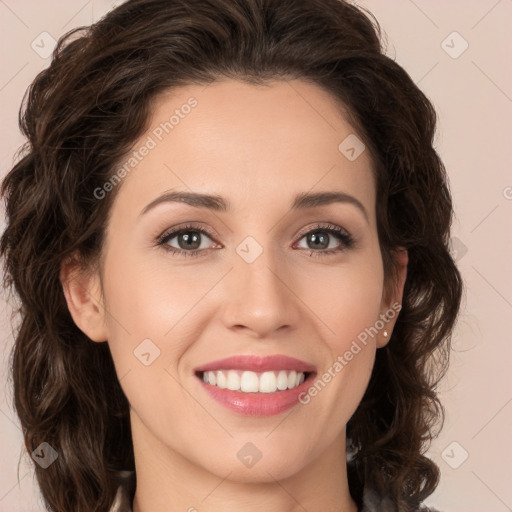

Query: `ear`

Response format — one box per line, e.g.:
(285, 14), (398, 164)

(377, 247), (408, 348)
(59, 254), (108, 343)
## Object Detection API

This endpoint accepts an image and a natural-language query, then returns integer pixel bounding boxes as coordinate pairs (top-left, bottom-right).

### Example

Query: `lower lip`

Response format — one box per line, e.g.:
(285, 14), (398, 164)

(197, 373), (315, 416)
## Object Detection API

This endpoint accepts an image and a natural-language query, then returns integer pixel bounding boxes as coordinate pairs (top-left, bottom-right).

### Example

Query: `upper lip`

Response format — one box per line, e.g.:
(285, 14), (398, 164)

(194, 355), (317, 374)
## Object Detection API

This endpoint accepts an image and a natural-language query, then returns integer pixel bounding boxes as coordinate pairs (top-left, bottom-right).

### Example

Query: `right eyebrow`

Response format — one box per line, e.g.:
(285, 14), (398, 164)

(140, 191), (230, 217)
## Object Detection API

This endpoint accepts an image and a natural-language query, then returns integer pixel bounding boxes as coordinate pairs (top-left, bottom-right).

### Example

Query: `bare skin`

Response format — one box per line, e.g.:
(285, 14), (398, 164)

(61, 79), (407, 512)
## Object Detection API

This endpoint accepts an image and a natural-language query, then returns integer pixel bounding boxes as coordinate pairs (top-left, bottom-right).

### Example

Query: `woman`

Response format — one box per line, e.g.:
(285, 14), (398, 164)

(0, 0), (463, 511)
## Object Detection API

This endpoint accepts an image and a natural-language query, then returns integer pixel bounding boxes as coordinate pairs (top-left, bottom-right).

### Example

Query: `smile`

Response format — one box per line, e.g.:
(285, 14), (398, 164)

(198, 369), (307, 393)
(193, 354), (316, 416)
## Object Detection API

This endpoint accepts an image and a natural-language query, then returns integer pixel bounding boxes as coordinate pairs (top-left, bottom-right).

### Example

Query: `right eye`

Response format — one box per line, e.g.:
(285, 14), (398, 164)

(157, 224), (219, 257)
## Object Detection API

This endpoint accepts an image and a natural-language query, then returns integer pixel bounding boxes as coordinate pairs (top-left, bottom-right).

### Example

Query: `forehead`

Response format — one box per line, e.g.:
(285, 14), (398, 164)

(109, 78), (376, 223)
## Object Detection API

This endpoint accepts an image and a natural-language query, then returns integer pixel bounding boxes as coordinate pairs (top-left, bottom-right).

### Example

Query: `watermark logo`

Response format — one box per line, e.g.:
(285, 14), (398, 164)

(449, 237), (468, 262)
(441, 31), (469, 59)
(236, 236), (264, 264)
(31, 31), (57, 59)
(338, 134), (365, 161)
(134, 338), (161, 366)
(237, 442), (262, 468)
(31, 442), (59, 469)
(441, 441), (469, 469)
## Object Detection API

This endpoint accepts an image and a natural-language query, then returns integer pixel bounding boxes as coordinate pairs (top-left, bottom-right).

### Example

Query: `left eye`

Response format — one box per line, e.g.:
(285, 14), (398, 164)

(295, 228), (351, 252)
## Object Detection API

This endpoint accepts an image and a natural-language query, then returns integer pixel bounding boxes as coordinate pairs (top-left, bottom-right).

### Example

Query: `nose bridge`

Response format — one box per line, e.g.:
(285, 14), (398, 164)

(222, 236), (299, 336)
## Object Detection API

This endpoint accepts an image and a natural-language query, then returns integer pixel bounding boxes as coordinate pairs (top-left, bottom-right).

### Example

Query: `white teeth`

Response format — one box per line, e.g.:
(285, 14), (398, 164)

(226, 370), (240, 390)
(276, 370), (288, 391)
(216, 371), (227, 389)
(259, 371), (277, 393)
(240, 371), (259, 392)
(201, 369), (307, 393)
(288, 370), (297, 389)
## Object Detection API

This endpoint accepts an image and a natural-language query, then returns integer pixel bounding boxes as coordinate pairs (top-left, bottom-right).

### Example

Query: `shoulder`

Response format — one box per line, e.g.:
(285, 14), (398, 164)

(361, 485), (444, 512)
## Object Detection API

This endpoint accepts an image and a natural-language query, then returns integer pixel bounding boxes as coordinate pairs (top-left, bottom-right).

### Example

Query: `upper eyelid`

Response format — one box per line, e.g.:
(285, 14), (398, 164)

(159, 224), (216, 241)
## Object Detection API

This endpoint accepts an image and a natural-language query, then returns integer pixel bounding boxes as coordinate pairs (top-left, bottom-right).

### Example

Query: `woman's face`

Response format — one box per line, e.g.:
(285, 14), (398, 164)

(66, 79), (406, 483)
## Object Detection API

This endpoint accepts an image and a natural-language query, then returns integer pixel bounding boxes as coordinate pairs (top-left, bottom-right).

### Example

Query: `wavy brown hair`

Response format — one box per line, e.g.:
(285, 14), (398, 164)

(0, 0), (463, 510)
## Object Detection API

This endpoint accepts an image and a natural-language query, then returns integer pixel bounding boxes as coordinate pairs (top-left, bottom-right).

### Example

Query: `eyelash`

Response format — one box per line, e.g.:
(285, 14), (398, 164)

(156, 223), (355, 259)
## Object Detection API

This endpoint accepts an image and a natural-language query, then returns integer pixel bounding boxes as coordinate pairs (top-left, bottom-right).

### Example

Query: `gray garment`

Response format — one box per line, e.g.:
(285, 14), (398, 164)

(107, 470), (442, 512)
(108, 472), (133, 512)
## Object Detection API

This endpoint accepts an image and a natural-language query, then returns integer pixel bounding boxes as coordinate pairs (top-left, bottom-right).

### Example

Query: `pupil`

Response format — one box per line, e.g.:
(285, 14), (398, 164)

(309, 232), (328, 250)
(180, 231), (200, 250)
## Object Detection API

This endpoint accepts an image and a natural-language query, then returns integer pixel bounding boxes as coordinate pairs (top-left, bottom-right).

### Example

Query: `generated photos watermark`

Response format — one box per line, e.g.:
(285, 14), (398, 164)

(298, 301), (402, 405)
(93, 96), (198, 200)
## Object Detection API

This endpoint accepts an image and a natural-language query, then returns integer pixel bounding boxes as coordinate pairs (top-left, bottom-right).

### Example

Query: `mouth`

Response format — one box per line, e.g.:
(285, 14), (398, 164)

(193, 354), (317, 416)
(195, 369), (314, 393)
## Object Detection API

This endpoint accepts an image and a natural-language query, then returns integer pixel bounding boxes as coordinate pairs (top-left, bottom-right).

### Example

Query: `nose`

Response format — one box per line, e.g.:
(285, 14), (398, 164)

(221, 244), (301, 339)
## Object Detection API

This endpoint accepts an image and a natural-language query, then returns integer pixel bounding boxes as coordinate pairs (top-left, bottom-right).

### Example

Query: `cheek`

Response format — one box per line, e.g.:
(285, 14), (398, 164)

(293, 253), (384, 417)
(101, 243), (212, 350)
(293, 253), (384, 347)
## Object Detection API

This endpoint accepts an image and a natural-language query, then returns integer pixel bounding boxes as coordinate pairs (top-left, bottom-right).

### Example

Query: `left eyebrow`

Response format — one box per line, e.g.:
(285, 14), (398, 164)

(139, 189), (369, 224)
(291, 191), (369, 224)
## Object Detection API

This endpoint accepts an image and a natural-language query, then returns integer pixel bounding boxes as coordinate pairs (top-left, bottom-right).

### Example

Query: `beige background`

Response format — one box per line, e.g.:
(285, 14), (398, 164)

(1, 1), (511, 510)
